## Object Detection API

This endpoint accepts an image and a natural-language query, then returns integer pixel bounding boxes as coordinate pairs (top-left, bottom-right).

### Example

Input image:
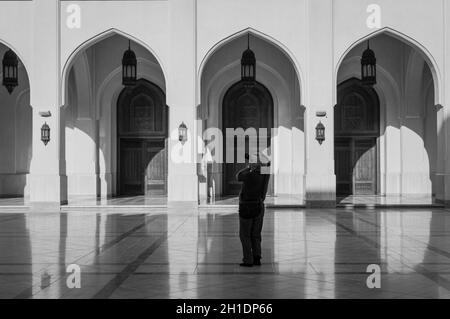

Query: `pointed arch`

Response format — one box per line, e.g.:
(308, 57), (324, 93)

(0, 39), (30, 78)
(198, 27), (304, 105)
(335, 27), (442, 105)
(0, 39), (31, 96)
(61, 28), (167, 106)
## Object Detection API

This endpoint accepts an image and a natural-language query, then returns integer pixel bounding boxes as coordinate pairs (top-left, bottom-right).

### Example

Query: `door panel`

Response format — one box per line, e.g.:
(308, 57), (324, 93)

(335, 138), (352, 195)
(119, 139), (167, 196)
(223, 82), (273, 196)
(224, 136), (248, 196)
(145, 140), (167, 195)
(120, 139), (144, 195)
(353, 138), (377, 195)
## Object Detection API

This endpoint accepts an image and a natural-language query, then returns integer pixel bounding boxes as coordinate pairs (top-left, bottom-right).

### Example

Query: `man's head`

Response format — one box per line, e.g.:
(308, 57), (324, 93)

(246, 152), (271, 171)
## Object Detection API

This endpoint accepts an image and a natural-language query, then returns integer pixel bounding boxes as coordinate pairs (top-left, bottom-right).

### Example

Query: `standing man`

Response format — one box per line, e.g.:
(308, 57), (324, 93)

(236, 152), (271, 267)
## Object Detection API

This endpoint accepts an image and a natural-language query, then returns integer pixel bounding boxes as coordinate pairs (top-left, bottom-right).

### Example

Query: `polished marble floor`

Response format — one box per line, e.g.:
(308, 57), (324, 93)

(204, 195), (305, 207)
(0, 197), (26, 207)
(65, 194), (305, 208)
(0, 195), (440, 209)
(337, 195), (441, 207)
(67, 195), (168, 207)
(1, 207), (450, 299)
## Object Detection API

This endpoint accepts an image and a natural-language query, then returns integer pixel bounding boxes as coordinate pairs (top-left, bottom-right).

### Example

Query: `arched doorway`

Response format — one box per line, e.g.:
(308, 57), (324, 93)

(222, 81), (274, 196)
(336, 32), (440, 204)
(335, 78), (380, 196)
(0, 43), (31, 202)
(63, 32), (167, 203)
(117, 79), (168, 196)
(199, 30), (303, 204)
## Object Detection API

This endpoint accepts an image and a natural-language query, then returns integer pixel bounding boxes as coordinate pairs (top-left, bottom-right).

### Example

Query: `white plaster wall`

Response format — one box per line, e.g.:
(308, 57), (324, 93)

(54, 0), (450, 204)
(0, 2), (33, 79)
(0, 0), (448, 205)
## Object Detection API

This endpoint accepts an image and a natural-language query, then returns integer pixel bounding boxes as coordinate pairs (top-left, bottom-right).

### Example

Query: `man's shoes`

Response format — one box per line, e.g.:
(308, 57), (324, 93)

(240, 263), (253, 268)
(253, 258), (261, 266)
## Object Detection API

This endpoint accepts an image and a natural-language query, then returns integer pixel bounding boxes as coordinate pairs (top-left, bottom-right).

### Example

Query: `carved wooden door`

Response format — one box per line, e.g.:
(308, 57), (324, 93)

(335, 79), (379, 196)
(117, 80), (168, 196)
(335, 138), (353, 195)
(223, 82), (273, 196)
(120, 139), (145, 195)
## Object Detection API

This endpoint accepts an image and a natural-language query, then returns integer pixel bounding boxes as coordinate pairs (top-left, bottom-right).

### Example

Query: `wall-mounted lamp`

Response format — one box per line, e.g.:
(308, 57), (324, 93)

(315, 121), (325, 145)
(178, 122), (188, 145)
(41, 122), (50, 146)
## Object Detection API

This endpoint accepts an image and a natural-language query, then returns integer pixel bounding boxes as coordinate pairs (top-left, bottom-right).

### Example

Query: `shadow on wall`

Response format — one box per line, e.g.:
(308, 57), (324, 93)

(0, 44), (32, 198)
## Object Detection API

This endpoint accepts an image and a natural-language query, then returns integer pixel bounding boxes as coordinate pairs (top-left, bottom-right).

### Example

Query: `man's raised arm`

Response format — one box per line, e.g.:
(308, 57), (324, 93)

(236, 166), (251, 182)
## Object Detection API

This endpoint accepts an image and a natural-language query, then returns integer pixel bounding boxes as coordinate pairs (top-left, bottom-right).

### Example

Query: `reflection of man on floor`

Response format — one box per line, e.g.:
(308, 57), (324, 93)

(236, 152), (271, 267)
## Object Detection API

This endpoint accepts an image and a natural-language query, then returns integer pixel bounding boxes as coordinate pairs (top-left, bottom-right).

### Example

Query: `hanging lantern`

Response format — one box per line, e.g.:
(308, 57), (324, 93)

(315, 121), (325, 145)
(361, 41), (377, 86)
(122, 40), (137, 87)
(179, 122), (188, 144)
(2, 49), (19, 95)
(41, 122), (50, 146)
(241, 33), (256, 87)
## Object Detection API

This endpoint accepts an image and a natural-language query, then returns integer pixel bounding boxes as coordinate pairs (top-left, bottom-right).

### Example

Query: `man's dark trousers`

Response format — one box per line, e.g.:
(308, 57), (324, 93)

(239, 207), (265, 264)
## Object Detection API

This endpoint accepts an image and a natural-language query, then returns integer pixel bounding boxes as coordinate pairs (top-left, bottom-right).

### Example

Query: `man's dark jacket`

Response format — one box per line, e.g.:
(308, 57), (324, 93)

(236, 165), (270, 219)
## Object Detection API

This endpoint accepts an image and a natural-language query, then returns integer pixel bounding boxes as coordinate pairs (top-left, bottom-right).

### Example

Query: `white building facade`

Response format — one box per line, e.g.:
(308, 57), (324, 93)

(0, 0), (449, 209)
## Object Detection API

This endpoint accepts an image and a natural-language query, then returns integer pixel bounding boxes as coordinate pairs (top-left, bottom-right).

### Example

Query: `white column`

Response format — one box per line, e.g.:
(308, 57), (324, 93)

(304, 0), (336, 207)
(28, 0), (67, 209)
(442, 2), (450, 205)
(436, 104), (446, 202)
(166, 0), (198, 206)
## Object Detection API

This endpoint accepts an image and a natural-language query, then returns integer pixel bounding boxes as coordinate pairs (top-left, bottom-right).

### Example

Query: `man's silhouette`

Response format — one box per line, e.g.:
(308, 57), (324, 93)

(236, 152), (271, 267)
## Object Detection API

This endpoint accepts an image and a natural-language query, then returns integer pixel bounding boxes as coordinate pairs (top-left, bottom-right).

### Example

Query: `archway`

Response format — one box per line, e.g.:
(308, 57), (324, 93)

(0, 42), (31, 203)
(222, 81), (274, 196)
(336, 31), (439, 204)
(63, 32), (167, 204)
(335, 78), (380, 196)
(199, 30), (303, 205)
(117, 79), (168, 196)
